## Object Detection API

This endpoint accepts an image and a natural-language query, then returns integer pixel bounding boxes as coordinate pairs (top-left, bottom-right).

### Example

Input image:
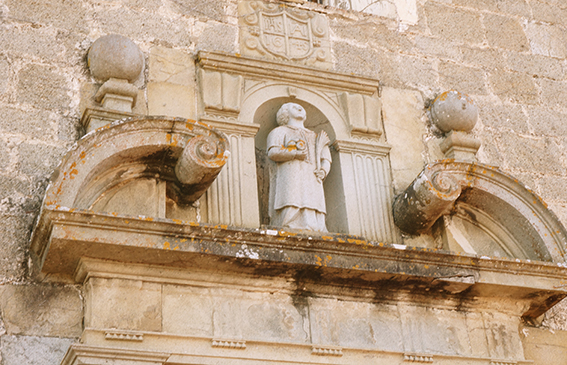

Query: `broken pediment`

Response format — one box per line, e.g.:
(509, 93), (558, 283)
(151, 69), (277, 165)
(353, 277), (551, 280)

(43, 116), (229, 219)
(393, 161), (567, 263)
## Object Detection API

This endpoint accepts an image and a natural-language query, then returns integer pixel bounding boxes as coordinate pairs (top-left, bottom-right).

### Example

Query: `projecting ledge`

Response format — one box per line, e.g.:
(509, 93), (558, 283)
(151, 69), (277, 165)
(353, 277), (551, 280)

(31, 209), (567, 319)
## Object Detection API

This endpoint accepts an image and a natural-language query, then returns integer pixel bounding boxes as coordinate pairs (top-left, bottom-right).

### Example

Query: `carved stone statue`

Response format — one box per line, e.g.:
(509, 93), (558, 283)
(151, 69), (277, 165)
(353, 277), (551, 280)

(267, 103), (331, 231)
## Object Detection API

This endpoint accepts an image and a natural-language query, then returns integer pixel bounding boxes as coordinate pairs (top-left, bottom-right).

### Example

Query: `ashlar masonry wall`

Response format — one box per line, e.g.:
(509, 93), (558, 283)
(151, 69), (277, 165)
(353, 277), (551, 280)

(1, 0), (567, 363)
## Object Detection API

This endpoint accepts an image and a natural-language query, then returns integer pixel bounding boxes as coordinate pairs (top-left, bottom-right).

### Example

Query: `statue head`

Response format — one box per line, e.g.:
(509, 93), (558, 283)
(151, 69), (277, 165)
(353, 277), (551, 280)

(276, 103), (306, 126)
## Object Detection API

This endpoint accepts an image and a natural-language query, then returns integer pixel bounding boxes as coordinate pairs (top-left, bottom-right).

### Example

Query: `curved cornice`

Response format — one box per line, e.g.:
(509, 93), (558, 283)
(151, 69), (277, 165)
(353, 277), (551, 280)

(43, 116), (229, 211)
(394, 161), (567, 263)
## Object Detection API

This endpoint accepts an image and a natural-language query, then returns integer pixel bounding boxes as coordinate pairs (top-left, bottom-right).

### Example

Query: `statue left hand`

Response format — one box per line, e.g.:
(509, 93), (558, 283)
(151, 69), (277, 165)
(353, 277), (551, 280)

(314, 169), (326, 183)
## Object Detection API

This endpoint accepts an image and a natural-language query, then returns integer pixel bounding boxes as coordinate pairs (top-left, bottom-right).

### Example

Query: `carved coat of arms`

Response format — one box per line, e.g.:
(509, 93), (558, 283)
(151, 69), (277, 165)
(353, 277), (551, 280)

(239, 1), (330, 66)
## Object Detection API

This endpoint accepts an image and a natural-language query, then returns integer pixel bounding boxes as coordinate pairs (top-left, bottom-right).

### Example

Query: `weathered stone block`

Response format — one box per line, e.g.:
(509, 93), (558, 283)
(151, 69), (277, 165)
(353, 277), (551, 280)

(238, 293), (308, 343)
(536, 175), (567, 203)
(476, 130), (504, 167)
(162, 284), (213, 336)
(17, 64), (70, 110)
(309, 298), (404, 351)
(85, 278), (162, 332)
(538, 79), (567, 109)
(488, 70), (539, 104)
(196, 22), (237, 54)
(460, 46), (506, 70)
(482, 311), (524, 360)
(0, 25), (66, 63)
(57, 115), (81, 142)
(438, 61), (487, 95)
(522, 326), (567, 364)
(381, 87), (425, 193)
(506, 52), (566, 81)
(425, 3), (484, 44)
(0, 284), (82, 337)
(525, 22), (567, 58)
(5, 0), (87, 31)
(477, 100), (529, 133)
(498, 0), (531, 16)
(0, 55), (13, 98)
(531, 0), (567, 27)
(391, 54), (438, 91)
(498, 133), (566, 175)
(97, 7), (193, 48)
(169, 0), (225, 21)
(331, 21), (415, 54)
(453, 0), (530, 16)
(147, 82), (196, 119)
(397, 304), (474, 356)
(0, 106), (57, 140)
(527, 107), (567, 137)
(149, 46), (195, 86)
(414, 35), (462, 61)
(0, 215), (30, 280)
(451, 0), (498, 11)
(17, 143), (67, 177)
(1, 335), (74, 365)
(483, 14), (529, 52)
(332, 42), (381, 78)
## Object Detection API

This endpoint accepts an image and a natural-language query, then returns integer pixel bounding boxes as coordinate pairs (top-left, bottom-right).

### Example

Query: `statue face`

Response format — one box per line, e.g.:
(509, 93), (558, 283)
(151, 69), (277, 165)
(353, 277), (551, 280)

(288, 103), (306, 121)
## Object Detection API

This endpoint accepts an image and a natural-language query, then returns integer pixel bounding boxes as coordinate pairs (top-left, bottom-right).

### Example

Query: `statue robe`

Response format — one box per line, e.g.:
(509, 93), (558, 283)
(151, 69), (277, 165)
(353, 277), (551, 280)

(267, 125), (331, 231)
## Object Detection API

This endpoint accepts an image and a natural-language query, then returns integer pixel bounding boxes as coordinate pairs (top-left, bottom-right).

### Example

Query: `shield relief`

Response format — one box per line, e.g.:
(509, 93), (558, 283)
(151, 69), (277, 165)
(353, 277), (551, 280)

(259, 11), (314, 60)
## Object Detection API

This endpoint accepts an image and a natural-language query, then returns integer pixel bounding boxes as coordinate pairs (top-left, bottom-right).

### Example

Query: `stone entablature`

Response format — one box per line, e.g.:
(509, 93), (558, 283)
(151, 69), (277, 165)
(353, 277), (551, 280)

(32, 209), (563, 364)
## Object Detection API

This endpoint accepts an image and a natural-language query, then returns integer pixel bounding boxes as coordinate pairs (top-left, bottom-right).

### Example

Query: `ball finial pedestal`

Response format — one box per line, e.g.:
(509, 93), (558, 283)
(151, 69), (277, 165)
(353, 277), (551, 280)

(430, 90), (481, 161)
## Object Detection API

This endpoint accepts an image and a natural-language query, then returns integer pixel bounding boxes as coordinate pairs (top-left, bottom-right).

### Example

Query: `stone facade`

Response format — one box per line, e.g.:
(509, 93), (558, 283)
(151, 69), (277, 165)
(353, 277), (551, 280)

(2, 0), (567, 364)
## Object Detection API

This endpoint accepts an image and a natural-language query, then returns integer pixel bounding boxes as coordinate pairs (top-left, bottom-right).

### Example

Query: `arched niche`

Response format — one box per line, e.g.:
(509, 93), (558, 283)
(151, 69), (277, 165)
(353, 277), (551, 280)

(394, 161), (567, 263)
(240, 83), (351, 232)
(250, 96), (346, 231)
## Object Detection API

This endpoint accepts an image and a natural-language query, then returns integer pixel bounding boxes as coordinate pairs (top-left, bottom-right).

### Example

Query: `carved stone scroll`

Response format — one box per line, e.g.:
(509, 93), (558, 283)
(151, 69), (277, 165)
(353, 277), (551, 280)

(393, 165), (461, 235)
(175, 134), (230, 204)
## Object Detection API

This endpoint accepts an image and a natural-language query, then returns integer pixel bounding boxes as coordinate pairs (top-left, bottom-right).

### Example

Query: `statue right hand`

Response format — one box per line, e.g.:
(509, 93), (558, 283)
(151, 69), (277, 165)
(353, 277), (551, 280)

(294, 149), (307, 160)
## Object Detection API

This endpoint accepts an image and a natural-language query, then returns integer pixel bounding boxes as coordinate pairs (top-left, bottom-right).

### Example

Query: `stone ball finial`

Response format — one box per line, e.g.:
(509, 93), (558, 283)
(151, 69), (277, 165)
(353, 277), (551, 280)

(87, 34), (144, 82)
(430, 90), (478, 133)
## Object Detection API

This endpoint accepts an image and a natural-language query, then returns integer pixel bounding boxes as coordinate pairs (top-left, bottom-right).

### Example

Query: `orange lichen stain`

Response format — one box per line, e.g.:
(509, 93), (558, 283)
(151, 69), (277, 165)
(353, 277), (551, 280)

(179, 238), (187, 243)
(337, 238), (345, 243)
(321, 236), (333, 241)
(172, 219), (183, 224)
(379, 242), (384, 247)
(163, 242), (171, 250)
(189, 222), (200, 227)
(424, 265), (429, 269)
(69, 169), (79, 179)
(352, 264), (360, 269)
(141, 216), (154, 222)
(196, 121), (211, 128)
(315, 256), (323, 266)
(347, 238), (367, 246)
